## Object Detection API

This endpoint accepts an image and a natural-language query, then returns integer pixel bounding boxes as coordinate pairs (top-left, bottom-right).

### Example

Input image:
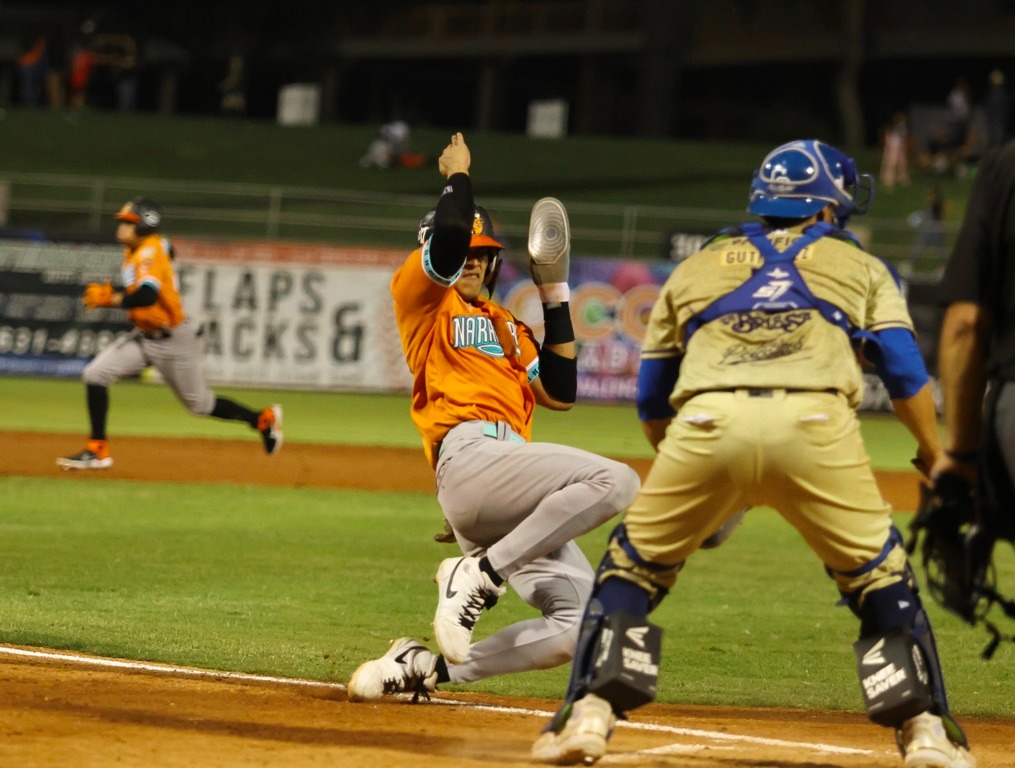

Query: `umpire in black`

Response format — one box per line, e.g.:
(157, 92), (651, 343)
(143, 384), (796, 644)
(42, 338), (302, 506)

(932, 141), (1015, 584)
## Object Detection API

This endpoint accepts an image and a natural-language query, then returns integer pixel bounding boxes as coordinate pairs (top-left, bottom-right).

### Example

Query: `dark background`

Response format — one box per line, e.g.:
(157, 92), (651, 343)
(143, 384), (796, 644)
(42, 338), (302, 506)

(3, 0), (1014, 147)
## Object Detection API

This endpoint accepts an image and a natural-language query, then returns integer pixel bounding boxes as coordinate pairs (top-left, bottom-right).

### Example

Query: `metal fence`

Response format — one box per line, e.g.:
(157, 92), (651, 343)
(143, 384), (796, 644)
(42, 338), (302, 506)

(0, 172), (956, 276)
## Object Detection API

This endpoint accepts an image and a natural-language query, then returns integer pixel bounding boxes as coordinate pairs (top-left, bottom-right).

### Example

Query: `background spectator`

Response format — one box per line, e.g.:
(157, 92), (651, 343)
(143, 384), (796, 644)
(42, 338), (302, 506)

(880, 111), (911, 190)
(16, 34), (48, 106)
(946, 76), (972, 146)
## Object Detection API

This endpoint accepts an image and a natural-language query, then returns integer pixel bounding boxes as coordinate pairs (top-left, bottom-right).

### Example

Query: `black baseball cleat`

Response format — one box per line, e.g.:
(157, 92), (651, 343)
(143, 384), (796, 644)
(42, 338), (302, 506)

(57, 440), (113, 470)
(258, 404), (283, 455)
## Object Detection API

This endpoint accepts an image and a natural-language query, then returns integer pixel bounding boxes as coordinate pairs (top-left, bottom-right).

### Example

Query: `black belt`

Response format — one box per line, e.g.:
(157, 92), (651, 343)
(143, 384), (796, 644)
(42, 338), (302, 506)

(141, 329), (172, 340)
(711, 387), (838, 398)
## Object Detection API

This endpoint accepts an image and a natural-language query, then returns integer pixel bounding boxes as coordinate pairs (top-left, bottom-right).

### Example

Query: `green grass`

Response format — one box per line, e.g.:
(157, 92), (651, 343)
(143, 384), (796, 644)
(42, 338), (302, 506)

(0, 108), (971, 264)
(0, 476), (1010, 716)
(1, 375), (921, 466)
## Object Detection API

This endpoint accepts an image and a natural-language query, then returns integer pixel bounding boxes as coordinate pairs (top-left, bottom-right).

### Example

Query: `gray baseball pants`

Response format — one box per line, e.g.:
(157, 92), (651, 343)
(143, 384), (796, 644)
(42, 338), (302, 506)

(82, 323), (215, 416)
(435, 420), (640, 683)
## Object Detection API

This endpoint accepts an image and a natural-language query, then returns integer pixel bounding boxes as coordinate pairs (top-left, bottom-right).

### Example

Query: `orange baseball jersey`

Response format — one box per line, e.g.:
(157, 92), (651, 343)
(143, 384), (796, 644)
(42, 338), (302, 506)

(121, 234), (184, 332)
(392, 245), (540, 467)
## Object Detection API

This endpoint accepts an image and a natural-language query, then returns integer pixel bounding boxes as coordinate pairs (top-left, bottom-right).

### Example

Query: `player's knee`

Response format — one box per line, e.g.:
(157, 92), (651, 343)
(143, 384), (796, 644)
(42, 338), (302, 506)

(597, 525), (681, 610)
(82, 362), (109, 386)
(183, 392), (215, 416)
(602, 462), (641, 513)
(539, 617), (584, 669)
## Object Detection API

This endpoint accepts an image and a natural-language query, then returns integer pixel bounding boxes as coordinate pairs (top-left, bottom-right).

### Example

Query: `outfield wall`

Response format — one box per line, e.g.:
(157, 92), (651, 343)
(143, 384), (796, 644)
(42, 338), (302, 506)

(0, 236), (940, 409)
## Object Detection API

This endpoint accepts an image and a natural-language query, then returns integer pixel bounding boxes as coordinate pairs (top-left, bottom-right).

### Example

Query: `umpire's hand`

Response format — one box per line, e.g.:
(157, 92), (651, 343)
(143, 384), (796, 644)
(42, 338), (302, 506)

(931, 453), (978, 485)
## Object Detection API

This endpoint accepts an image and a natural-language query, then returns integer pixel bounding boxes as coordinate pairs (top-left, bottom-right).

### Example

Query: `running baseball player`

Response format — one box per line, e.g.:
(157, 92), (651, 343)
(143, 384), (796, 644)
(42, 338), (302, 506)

(532, 140), (976, 768)
(57, 198), (282, 469)
(345, 133), (640, 702)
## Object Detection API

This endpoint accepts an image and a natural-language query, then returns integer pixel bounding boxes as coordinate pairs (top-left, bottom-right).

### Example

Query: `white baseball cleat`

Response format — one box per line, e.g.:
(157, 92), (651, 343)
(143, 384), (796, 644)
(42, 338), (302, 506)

(347, 637), (439, 703)
(528, 197), (571, 265)
(432, 556), (506, 664)
(897, 712), (976, 768)
(531, 694), (616, 765)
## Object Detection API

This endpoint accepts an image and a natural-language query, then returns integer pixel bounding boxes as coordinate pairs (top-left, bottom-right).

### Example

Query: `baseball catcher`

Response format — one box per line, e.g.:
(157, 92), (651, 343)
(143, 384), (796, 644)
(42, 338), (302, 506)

(532, 140), (976, 768)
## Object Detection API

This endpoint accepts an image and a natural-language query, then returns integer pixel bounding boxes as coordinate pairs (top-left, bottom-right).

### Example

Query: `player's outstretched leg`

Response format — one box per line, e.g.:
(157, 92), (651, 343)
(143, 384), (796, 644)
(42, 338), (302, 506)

(432, 556), (506, 664)
(207, 397), (283, 455)
(348, 637), (439, 703)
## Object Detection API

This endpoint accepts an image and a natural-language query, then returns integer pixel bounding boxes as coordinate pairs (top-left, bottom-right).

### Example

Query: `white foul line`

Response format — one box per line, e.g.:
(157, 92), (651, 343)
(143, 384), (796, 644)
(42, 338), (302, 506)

(0, 645), (345, 690)
(0, 645), (876, 757)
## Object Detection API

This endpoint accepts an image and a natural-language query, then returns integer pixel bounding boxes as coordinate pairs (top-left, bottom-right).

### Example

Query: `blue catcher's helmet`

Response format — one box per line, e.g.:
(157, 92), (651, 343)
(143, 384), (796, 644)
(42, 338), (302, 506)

(747, 139), (874, 225)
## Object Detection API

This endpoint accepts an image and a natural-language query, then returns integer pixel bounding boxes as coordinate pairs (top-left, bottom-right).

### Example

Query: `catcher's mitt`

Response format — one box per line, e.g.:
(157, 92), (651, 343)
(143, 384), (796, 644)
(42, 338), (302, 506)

(83, 282), (116, 309)
(908, 475), (982, 623)
(908, 473), (1015, 658)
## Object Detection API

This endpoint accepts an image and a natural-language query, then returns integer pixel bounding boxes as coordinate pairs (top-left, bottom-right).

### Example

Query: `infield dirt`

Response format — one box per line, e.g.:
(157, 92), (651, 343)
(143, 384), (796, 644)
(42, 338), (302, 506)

(2, 433), (1010, 768)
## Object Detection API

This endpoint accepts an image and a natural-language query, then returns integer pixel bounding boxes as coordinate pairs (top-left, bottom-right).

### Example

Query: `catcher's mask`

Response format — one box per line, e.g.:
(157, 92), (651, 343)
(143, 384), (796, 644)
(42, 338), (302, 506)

(418, 205), (505, 296)
(908, 476), (1015, 659)
(115, 197), (162, 236)
(747, 139), (874, 227)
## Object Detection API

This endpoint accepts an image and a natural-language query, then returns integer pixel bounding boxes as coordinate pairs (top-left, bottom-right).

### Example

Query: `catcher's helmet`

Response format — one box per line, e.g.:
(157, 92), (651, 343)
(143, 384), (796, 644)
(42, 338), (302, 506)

(747, 139), (873, 225)
(115, 197), (162, 236)
(418, 205), (505, 294)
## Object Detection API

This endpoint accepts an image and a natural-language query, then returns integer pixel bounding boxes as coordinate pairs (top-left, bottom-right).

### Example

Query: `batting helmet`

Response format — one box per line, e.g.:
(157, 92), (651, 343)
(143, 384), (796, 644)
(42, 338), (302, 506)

(417, 205), (505, 295)
(747, 139), (874, 225)
(115, 197), (162, 236)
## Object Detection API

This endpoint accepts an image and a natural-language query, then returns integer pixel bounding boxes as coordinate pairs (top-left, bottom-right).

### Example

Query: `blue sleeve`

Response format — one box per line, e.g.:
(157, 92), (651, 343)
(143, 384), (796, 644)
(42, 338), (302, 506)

(862, 327), (929, 399)
(636, 356), (681, 421)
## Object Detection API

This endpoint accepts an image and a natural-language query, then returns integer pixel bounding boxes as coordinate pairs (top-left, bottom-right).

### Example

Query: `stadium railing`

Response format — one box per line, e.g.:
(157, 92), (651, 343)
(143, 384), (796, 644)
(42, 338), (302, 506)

(0, 171), (955, 275)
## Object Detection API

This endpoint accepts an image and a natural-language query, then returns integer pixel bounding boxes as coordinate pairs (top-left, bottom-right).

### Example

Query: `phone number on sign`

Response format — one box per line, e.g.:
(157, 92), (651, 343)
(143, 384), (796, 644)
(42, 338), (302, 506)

(0, 326), (128, 357)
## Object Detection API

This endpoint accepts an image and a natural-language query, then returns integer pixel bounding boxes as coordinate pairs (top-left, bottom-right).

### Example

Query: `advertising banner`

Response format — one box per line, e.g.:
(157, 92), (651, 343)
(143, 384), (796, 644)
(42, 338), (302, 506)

(0, 236), (936, 410)
(171, 238), (410, 391)
(0, 240), (132, 377)
(496, 257), (675, 402)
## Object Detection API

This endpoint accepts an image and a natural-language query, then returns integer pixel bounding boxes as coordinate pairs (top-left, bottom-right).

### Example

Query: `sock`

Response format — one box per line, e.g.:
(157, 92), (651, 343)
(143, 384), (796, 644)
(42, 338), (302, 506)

(597, 576), (651, 618)
(478, 556), (504, 587)
(435, 655), (450, 685)
(209, 397), (259, 427)
(86, 384), (108, 440)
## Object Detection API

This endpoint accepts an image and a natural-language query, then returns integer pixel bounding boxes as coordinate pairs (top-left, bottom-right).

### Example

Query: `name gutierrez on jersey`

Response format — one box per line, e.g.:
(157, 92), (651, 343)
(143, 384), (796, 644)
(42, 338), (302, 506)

(452, 314), (518, 358)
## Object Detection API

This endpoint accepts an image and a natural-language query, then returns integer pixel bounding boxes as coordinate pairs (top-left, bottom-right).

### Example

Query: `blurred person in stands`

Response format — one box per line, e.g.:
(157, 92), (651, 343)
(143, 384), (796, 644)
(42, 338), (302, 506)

(880, 112), (911, 191)
(16, 34), (48, 107)
(68, 22), (97, 110)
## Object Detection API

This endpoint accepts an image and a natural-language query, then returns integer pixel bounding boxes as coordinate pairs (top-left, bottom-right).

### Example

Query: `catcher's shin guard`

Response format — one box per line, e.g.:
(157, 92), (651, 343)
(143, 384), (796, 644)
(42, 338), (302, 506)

(547, 597), (662, 735)
(851, 579), (969, 748)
